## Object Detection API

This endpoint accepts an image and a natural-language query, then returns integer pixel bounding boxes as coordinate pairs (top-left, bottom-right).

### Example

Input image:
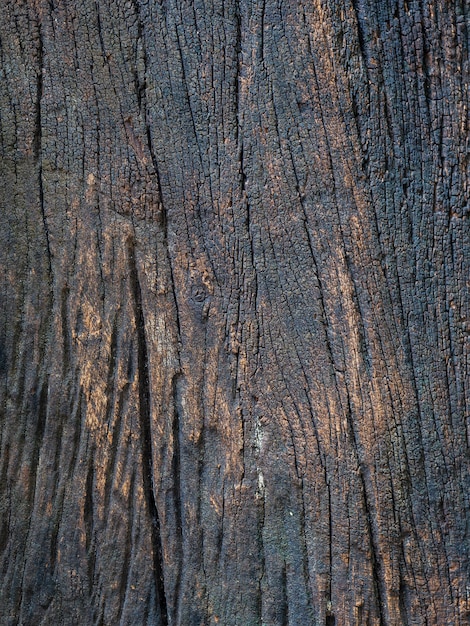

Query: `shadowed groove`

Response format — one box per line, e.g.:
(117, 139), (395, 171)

(127, 238), (169, 626)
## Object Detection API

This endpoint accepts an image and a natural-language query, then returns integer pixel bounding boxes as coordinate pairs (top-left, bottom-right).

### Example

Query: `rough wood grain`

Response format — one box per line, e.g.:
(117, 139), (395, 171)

(0, 0), (468, 624)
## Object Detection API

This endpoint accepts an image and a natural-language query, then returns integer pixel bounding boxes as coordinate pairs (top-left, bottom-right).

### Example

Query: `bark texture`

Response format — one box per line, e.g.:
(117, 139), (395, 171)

(0, 0), (469, 624)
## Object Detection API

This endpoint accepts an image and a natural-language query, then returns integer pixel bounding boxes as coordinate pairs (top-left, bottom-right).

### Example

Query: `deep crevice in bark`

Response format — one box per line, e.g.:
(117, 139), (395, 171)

(128, 239), (169, 626)
(171, 371), (183, 624)
(34, 28), (52, 279)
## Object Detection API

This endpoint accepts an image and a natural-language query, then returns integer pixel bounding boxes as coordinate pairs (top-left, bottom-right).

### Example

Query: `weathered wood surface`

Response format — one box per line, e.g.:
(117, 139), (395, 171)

(0, 0), (468, 624)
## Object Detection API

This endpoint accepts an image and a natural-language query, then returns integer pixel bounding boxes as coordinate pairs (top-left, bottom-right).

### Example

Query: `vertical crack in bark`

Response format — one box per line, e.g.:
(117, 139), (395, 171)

(234, 0), (242, 145)
(131, 0), (147, 112)
(342, 382), (387, 626)
(351, 0), (368, 71)
(259, 0), (266, 65)
(84, 447), (97, 591)
(327, 481), (333, 608)
(17, 374), (50, 619)
(49, 487), (65, 573)
(131, 5), (182, 343)
(117, 469), (136, 623)
(84, 448), (95, 555)
(0, 445), (10, 557)
(171, 372), (183, 624)
(304, 188), (388, 623)
(358, 469), (387, 626)
(103, 327), (125, 514)
(281, 561), (288, 626)
(34, 28), (52, 279)
(128, 240), (168, 626)
(257, 487), (266, 624)
(29, 379), (49, 506)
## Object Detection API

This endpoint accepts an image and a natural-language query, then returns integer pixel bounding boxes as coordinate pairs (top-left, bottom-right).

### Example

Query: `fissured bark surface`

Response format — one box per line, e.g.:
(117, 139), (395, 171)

(1, 0), (468, 624)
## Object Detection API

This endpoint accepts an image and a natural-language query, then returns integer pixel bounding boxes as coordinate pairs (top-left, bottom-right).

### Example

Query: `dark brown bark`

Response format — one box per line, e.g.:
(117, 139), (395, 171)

(0, 0), (468, 624)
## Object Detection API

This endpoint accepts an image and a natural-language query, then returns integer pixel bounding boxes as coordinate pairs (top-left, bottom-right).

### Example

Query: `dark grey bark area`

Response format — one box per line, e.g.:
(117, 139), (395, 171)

(0, 0), (468, 624)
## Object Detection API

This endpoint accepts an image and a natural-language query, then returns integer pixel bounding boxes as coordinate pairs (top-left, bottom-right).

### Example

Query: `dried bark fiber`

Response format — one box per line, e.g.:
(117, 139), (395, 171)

(0, 0), (469, 624)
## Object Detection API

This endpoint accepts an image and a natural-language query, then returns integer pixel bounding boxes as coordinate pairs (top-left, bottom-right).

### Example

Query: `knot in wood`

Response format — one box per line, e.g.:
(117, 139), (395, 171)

(191, 283), (207, 303)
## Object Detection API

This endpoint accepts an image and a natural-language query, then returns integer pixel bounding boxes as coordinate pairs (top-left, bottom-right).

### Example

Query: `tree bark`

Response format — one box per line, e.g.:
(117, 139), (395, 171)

(0, 0), (468, 624)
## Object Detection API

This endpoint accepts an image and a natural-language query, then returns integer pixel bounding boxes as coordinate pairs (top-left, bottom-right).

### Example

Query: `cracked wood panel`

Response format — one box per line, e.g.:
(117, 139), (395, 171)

(0, 0), (468, 625)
